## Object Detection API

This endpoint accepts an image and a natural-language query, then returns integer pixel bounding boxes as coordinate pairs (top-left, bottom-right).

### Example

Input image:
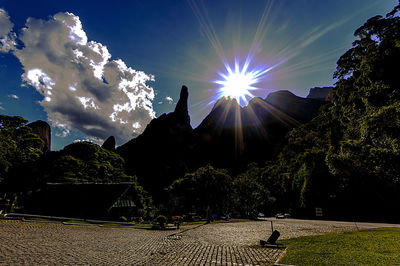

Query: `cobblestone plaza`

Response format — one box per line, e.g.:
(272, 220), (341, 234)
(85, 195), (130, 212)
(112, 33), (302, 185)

(1, 219), (399, 265)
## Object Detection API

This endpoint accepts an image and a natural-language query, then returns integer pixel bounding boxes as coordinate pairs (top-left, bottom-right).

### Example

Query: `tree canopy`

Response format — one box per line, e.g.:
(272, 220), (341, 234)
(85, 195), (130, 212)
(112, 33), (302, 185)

(0, 115), (44, 184)
(23, 141), (136, 187)
(168, 164), (234, 216)
(255, 2), (400, 220)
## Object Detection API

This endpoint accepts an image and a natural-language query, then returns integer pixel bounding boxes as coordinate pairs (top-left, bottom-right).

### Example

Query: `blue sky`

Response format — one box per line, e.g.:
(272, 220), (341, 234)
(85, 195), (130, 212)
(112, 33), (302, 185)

(0, 0), (397, 150)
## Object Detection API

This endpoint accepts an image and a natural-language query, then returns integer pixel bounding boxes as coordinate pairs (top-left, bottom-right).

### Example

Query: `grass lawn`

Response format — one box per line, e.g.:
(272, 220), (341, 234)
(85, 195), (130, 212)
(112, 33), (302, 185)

(279, 228), (400, 265)
(131, 223), (153, 228)
(24, 217), (54, 222)
(64, 219), (92, 224)
(181, 218), (251, 226)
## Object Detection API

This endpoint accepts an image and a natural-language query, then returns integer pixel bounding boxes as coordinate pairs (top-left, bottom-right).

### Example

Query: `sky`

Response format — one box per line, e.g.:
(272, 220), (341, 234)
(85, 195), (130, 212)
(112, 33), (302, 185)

(0, 0), (397, 150)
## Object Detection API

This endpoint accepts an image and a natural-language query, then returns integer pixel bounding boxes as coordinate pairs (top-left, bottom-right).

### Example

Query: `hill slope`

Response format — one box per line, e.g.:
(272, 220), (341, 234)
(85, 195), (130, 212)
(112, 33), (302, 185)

(116, 86), (327, 198)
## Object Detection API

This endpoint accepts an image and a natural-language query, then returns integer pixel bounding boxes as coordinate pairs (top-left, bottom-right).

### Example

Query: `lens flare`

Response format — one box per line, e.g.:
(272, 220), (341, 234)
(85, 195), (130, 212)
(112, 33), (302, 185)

(214, 58), (282, 106)
(215, 62), (256, 103)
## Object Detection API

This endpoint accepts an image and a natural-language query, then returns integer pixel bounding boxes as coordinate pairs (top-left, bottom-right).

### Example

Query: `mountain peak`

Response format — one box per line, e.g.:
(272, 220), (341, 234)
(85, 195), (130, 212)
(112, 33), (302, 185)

(265, 90), (296, 101)
(28, 120), (51, 152)
(102, 136), (116, 151)
(174, 85), (190, 124)
(306, 86), (333, 101)
(211, 96), (240, 111)
(175, 85), (188, 112)
(117, 85), (327, 198)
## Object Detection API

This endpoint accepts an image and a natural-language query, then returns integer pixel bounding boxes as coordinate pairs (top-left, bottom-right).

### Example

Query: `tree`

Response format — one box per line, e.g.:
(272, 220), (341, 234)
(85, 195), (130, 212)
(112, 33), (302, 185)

(168, 165), (233, 216)
(26, 141), (135, 186)
(0, 115), (43, 185)
(258, 105), (343, 217)
(328, 2), (400, 184)
(233, 164), (275, 218)
(262, 2), (400, 220)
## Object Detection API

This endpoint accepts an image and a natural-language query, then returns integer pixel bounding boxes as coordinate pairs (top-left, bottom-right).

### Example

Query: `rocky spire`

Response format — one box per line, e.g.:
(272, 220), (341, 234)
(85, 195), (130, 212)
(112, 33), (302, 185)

(28, 120), (51, 152)
(102, 136), (116, 151)
(174, 85), (190, 125)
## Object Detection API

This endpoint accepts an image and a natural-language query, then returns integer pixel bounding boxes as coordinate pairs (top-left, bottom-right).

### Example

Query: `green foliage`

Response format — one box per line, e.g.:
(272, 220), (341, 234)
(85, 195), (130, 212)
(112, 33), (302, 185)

(35, 141), (134, 184)
(233, 164), (275, 218)
(0, 115), (153, 219)
(323, 3), (400, 218)
(280, 228), (400, 265)
(256, 106), (342, 216)
(3, 141), (138, 194)
(329, 5), (400, 184)
(168, 164), (233, 216)
(247, 2), (400, 219)
(168, 163), (278, 218)
(0, 115), (44, 185)
(154, 215), (167, 228)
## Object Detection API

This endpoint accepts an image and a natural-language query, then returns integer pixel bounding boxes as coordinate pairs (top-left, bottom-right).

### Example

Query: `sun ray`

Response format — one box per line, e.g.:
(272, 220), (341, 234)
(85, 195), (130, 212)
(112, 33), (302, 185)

(213, 56), (285, 106)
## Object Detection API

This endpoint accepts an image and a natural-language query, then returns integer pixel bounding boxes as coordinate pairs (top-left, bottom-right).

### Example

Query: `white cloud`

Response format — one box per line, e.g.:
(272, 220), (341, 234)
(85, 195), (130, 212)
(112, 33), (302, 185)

(0, 9), (12, 36)
(77, 96), (99, 110)
(11, 12), (156, 145)
(165, 96), (173, 104)
(0, 9), (16, 53)
(7, 94), (19, 99)
(72, 136), (104, 145)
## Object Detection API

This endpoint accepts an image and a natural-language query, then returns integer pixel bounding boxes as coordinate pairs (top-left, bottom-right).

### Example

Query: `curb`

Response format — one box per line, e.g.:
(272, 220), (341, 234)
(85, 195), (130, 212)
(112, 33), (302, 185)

(22, 218), (61, 224)
(4, 213), (178, 230)
(63, 222), (95, 226)
(274, 248), (291, 266)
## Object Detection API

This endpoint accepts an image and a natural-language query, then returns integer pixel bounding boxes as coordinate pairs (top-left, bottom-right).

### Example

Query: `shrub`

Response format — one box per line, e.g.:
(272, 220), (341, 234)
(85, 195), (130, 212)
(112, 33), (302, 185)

(154, 215), (167, 228)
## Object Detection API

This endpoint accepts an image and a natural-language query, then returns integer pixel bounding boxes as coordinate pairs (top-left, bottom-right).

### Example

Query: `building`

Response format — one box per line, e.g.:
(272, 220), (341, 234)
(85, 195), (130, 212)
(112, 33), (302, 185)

(24, 182), (144, 220)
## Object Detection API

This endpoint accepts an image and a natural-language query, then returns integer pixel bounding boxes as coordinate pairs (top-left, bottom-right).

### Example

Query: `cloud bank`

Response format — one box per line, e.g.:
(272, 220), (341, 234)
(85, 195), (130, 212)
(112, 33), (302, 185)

(0, 9), (16, 52)
(2, 11), (156, 145)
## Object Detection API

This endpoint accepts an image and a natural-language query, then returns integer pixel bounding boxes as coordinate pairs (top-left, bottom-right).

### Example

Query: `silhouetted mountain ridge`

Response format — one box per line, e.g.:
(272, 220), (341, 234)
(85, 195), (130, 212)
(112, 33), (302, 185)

(306, 86), (333, 100)
(117, 86), (193, 196)
(116, 85), (327, 200)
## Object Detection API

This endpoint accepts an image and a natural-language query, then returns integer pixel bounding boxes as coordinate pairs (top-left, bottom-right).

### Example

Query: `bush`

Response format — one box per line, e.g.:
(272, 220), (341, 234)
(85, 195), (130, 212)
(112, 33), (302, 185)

(154, 215), (167, 228)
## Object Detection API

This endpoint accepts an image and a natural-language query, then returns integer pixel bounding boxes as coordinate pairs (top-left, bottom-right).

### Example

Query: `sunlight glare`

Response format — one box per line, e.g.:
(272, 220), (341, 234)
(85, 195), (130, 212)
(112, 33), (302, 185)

(214, 58), (280, 106)
(216, 63), (256, 103)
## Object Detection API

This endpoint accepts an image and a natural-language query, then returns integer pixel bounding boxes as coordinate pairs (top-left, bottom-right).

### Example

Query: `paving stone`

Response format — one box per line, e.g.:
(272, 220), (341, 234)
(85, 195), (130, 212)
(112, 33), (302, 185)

(3, 218), (398, 265)
(0, 220), (281, 265)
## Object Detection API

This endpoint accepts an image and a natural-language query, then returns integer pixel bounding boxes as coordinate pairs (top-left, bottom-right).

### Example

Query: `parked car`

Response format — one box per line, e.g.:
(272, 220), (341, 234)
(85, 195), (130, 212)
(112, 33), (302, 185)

(284, 213), (291, 218)
(275, 213), (285, 219)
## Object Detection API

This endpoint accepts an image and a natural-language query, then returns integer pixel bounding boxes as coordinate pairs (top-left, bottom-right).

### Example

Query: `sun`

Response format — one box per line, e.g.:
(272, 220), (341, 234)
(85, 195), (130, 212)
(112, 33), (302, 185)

(215, 64), (256, 103)
(214, 58), (279, 106)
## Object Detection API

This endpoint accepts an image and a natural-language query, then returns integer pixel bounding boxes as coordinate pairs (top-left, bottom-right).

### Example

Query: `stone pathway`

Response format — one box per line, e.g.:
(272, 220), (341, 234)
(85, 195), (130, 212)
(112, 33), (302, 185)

(2, 218), (398, 265)
(0, 220), (282, 265)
